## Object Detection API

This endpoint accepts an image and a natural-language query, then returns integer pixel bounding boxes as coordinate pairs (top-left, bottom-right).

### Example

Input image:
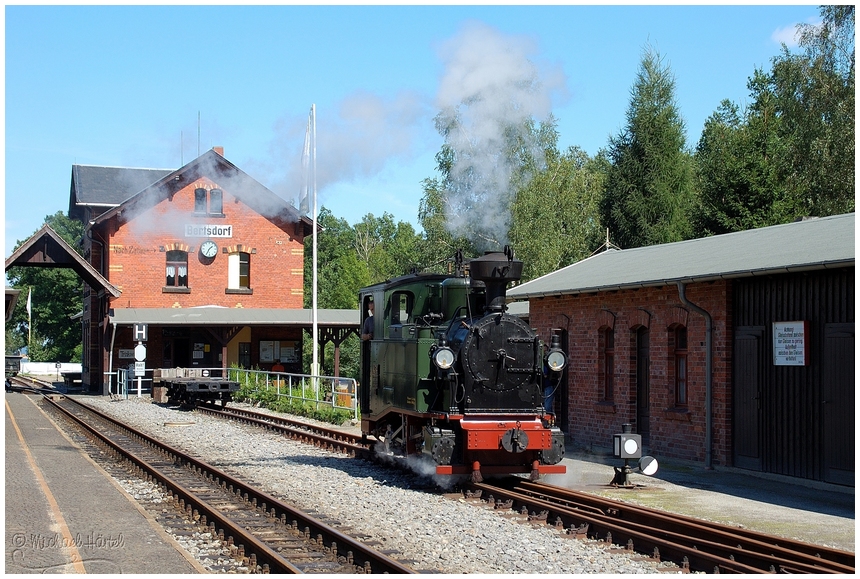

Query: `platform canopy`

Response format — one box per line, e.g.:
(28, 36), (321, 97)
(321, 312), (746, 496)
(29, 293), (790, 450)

(5, 224), (121, 298)
(108, 306), (358, 328)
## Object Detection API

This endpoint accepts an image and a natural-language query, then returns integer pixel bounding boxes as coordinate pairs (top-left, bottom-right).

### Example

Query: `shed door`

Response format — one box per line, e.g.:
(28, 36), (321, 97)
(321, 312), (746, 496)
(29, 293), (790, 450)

(822, 323), (854, 486)
(733, 327), (763, 471)
(635, 328), (650, 444)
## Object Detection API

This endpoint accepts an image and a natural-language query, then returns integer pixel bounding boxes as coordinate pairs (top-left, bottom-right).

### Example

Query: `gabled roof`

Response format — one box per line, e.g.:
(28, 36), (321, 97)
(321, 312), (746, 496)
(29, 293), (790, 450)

(87, 149), (314, 238)
(69, 165), (174, 221)
(4, 225), (121, 297)
(508, 213), (855, 300)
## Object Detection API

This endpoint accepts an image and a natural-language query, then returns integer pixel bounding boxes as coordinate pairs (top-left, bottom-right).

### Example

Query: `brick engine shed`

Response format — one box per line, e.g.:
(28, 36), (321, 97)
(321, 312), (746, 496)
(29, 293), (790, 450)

(508, 214), (854, 486)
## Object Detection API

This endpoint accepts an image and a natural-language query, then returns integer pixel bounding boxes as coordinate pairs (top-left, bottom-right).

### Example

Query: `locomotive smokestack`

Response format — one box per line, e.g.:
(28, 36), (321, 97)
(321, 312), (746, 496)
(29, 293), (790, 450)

(468, 246), (522, 312)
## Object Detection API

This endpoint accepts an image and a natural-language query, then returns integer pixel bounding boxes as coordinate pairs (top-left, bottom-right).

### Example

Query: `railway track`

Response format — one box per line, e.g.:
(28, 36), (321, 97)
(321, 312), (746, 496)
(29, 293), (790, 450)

(17, 382), (849, 574)
(199, 401), (856, 574)
(195, 403), (371, 456)
(462, 477), (855, 574)
(31, 390), (416, 574)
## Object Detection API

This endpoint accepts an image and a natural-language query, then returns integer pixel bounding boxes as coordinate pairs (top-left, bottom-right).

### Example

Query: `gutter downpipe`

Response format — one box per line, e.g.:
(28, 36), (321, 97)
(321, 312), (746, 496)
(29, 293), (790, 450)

(677, 281), (713, 469)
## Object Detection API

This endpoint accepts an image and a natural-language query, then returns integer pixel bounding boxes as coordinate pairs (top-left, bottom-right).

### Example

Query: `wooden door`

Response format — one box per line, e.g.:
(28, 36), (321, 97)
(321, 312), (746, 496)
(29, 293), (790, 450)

(635, 328), (650, 444)
(822, 323), (854, 486)
(733, 327), (764, 470)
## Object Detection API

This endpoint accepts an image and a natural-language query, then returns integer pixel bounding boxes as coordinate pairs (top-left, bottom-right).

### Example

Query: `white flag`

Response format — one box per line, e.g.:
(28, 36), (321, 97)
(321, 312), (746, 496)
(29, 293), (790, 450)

(26, 289), (31, 316)
(299, 116), (311, 215)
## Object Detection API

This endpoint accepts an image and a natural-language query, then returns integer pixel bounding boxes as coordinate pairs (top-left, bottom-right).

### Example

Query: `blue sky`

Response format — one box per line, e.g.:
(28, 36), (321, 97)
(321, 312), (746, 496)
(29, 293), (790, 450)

(4, 4), (819, 256)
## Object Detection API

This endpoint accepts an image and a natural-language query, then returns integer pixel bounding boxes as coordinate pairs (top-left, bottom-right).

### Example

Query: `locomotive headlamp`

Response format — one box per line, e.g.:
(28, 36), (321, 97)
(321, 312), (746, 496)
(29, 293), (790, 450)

(432, 346), (455, 370)
(546, 350), (566, 372)
(545, 334), (567, 372)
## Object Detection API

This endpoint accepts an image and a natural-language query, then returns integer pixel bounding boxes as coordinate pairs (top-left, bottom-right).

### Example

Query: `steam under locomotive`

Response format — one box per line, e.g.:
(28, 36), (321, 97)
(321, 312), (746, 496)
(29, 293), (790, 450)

(359, 247), (567, 480)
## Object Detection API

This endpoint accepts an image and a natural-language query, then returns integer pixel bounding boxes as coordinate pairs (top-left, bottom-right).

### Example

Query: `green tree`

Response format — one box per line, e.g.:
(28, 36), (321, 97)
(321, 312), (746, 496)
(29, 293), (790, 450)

(510, 141), (606, 281)
(6, 212), (85, 362)
(304, 207), (370, 310)
(601, 46), (696, 248)
(353, 212), (422, 282)
(693, 6), (854, 235)
(416, 174), (476, 273)
(770, 5), (854, 216)
(693, 94), (797, 235)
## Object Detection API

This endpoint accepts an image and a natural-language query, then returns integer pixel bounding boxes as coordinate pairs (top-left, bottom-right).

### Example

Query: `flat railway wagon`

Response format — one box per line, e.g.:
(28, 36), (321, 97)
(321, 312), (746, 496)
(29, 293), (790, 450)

(153, 369), (240, 407)
(5, 355), (22, 378)
(359, 248), (567, 481)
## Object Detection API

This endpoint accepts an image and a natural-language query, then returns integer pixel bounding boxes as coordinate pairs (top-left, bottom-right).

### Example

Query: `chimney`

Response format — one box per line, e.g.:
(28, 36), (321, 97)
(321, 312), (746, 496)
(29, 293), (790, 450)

(213, 146), (224, 156)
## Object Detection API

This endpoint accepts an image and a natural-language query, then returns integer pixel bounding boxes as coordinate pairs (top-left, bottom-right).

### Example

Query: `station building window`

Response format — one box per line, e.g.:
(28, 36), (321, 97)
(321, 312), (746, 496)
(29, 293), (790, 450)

(194, 187), (224, 215)
(228, 252), (250, 290)
(165, 250), (188, 288)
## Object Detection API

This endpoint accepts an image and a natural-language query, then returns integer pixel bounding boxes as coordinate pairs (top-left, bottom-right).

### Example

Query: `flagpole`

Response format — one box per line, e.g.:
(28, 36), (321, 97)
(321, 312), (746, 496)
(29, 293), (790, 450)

(27, 288), (32, 352)
(311, 104), (319, 385)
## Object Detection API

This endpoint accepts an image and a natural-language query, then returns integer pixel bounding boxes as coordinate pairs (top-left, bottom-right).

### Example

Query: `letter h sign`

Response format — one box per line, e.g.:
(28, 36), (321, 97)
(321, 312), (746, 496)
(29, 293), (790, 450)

(133, 323), (148, 342)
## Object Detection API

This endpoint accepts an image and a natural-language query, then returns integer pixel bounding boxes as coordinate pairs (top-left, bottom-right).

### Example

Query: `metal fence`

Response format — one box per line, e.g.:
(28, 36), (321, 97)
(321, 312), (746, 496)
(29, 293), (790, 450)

(107, 366), (358, 421)
(228, 368), (359, 421)
(115, 364), (153, 399)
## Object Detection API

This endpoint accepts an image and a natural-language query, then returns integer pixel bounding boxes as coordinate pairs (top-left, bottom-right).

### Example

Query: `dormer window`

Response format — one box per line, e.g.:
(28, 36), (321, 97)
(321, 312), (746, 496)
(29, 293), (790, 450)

(194, 187), (224, 215)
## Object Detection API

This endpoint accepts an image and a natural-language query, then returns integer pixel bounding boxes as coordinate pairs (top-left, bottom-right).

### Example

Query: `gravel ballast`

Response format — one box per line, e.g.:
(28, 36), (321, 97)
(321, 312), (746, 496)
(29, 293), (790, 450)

(77, 397), (668, 574)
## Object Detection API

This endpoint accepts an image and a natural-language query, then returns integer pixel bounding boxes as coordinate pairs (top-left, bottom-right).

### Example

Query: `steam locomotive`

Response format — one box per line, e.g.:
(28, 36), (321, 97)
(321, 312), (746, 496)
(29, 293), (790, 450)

(359, 247), (567, 481)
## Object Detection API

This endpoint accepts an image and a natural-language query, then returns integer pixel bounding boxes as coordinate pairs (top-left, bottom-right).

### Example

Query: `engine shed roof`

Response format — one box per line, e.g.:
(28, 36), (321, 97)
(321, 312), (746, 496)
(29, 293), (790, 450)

(508, 213), (855, 300)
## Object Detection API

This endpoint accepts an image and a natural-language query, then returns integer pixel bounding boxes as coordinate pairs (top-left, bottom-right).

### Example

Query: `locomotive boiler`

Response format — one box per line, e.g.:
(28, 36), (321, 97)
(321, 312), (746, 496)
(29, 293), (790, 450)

(359, 247), (567, 480)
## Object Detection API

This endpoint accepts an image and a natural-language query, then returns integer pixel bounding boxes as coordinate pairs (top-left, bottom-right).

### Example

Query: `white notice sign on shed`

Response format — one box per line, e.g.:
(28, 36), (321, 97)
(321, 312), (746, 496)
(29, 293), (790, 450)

(773, 321), (809, 366)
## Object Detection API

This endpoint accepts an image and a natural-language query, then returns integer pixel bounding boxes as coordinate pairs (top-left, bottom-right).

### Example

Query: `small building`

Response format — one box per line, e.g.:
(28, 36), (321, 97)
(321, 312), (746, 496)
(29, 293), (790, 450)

(508, 214), (854, 486)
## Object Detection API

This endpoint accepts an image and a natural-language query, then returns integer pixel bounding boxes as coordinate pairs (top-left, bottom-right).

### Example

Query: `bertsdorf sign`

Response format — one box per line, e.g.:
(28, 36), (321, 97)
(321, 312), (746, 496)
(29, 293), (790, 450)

(185, 224), (233, 238)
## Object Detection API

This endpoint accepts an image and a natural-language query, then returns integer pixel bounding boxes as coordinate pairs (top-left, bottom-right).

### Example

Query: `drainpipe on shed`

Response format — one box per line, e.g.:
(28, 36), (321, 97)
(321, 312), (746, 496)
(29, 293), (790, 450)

(677, 281), (713, 469)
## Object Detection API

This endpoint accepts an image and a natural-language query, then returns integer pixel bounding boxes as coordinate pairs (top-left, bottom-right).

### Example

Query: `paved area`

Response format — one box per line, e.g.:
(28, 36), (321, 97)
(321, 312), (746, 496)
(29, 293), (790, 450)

(4, 391), (204, 574)
(545, 448), (855, 553)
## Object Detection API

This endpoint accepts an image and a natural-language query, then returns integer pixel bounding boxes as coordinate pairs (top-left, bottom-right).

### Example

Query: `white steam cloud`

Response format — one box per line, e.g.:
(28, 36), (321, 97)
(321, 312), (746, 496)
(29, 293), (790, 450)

(260, 91), (433, 213)
(434, 21), (568, 250)
(256, 21), (567, 252)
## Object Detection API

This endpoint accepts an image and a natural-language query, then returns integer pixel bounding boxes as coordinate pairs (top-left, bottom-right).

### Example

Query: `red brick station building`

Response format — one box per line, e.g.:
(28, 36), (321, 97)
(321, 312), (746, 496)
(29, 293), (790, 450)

(6, 148), (358, 396)
(5, 147), (854, 487)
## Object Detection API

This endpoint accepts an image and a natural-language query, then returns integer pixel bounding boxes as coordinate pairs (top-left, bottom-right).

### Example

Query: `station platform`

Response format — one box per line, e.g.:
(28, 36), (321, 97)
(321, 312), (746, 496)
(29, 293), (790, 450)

(4, 390), (204, 574)
(545, 447), (855, 554)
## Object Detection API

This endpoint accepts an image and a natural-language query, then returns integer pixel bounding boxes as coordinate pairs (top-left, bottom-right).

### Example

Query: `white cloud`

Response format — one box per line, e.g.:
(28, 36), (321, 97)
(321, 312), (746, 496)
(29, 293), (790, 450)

(771, 24), (801, 48)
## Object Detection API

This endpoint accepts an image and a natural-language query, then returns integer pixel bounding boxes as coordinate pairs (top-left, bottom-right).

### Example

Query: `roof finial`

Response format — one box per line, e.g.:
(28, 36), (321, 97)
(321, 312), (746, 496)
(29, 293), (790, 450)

(590, 228), (622, 256)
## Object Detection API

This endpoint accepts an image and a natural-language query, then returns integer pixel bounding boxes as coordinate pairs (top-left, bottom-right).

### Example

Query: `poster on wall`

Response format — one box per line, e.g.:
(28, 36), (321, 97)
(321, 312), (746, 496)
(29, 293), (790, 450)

(260, 341), (275, 362)
(772, 321), (810, 366)
(279, 342), (298, 363)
